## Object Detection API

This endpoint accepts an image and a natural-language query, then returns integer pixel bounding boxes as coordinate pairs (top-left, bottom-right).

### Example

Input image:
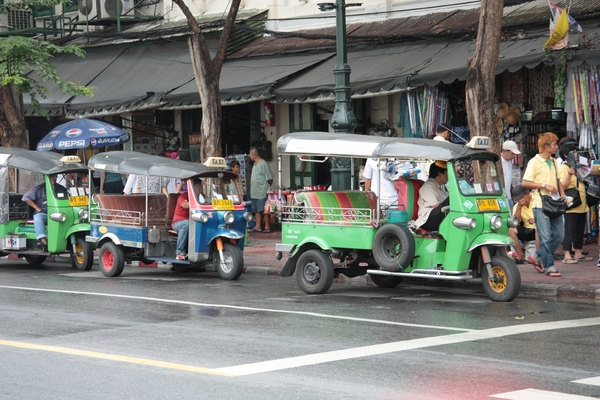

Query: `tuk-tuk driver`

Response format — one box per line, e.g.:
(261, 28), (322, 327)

(172, 190), (190, 261)
(22, 182), (48, 250)
(414, 160), (449, 232)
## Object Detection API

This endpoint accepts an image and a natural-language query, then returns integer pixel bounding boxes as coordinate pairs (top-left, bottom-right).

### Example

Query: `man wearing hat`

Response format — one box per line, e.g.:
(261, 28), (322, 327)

(508, 185), (537, 264)
(501, 140), (521, 209)
(414, 160), (449, 231)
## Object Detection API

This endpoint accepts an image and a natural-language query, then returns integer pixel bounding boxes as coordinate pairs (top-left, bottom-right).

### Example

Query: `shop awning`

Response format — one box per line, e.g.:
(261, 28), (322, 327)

(65, 41), (199, 117)
(23, 47), (126, 116)
(161, 52), (334, 108)
(274, 34), (552, 103)
(25, 40), (333, 116)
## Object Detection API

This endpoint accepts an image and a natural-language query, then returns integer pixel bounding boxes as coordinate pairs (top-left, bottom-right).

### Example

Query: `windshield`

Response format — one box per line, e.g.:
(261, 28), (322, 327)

(454, 158), (503, 196)
(191, 175), (243, 205)
(51, 171), (91, 200)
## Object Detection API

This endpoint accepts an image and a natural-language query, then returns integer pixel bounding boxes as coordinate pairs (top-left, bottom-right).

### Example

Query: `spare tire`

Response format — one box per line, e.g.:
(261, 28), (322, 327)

(372, 223), (415, 271)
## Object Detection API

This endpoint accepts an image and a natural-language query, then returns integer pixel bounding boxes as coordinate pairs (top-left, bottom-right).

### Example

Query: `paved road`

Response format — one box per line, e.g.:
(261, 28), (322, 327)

(0, 259), (599, 399)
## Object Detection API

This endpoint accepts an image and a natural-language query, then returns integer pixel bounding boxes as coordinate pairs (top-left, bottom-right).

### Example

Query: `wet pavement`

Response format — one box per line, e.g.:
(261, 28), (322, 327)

(27, 225), (600, 302)
(243, 226), (600, 302)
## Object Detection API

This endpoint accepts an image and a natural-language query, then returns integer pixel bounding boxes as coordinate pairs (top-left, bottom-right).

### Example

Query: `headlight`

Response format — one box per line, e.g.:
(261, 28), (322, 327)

(490, 214), (503, 231)
(223, 211), (235, 225)
(452, 217), (476, 230)
(507, 215), (519, 228)
(243, 212), (253, 222)
(79, 208), (89, 221)
(49, 212), (67, 222)
(192, 212), (210, 223)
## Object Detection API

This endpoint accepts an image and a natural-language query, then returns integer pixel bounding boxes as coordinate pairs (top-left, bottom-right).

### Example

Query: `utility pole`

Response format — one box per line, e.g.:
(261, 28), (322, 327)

(318, 0), (361, 190)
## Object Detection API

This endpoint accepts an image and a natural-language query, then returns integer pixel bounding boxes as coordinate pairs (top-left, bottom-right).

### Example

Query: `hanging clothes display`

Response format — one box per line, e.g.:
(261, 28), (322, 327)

(567, 63), (600, 150)
(397, 85), (449, 138)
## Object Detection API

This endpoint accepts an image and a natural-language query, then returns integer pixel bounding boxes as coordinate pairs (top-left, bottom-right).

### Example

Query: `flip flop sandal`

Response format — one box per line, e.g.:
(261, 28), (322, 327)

(576, 256), (593, 261)
(250, 229), (263, 233)
(546, 270), (562, 277)
(514, 259), (527, 264)
(562, 258), (578, 264)
(528, 255), (544, 273)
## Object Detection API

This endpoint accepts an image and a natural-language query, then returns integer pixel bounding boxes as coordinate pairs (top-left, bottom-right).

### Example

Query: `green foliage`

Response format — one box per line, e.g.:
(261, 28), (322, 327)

(0, 36), (94, 117)
(0, 0), (63, 14)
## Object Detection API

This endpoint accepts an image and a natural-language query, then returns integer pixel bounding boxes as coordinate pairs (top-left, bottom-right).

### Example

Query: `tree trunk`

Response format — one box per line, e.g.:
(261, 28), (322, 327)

(465, 0), (504, 156)
(189, 34), (222, 163)
(0, 84), (28, 149)
(171, 0), (242, 164)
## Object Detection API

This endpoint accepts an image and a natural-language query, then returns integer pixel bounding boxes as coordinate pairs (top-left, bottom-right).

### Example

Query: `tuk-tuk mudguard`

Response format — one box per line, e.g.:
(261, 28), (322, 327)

(206, 228), (244, 245)
(89, 224), (147, 247)
(468, 233), (513, 252)
(65, 223), (91, 241)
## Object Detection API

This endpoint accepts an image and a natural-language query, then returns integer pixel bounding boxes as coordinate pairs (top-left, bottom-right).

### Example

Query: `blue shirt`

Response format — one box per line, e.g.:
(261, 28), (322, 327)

(22, 183), (47, 214)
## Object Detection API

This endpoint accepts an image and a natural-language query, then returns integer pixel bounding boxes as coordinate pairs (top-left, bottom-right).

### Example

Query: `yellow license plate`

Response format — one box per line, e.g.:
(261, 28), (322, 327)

(476, 198), (500, 212)
(212, 199), (234, 210)
(69, 195), (89, 207)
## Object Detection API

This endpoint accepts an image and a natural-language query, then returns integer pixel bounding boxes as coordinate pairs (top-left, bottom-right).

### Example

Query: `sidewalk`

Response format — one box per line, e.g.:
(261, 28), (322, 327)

(243, 228), (600, 302)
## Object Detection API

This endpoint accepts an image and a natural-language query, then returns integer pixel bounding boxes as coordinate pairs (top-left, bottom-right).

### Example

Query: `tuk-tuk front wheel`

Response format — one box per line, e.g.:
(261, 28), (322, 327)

(296, 250), (334, 294)
(372, 223), (415, 272)
(482, 256), (521, 302)
(70, 237), (94, 271)
(98, 242), (125, 278)
(215, 243), (244, 280)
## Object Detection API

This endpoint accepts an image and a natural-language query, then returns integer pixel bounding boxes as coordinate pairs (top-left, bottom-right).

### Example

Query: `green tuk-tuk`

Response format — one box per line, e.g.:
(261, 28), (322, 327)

(0, 148), (93, 269)
(275, 132), (521, 302)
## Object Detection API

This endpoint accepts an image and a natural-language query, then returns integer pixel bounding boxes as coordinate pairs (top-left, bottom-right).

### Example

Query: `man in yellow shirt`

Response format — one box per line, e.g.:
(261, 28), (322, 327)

(522, 132), (565, 277)
(508, 185), (537, 264)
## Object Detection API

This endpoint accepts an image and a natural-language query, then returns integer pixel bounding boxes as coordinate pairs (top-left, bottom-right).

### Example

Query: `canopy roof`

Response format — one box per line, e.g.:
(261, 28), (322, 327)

(0, 148), (87, 174)
(277, 132), (496, 161)
(88, 151), (209, 178)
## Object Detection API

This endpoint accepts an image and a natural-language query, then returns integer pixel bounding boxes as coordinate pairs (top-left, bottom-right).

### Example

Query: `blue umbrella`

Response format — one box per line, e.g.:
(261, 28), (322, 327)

(37, 118), (131, 152)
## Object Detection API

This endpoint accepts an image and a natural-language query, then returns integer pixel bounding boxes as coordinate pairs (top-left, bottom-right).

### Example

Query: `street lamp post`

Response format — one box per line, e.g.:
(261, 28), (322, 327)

(319, 0), (361, 190)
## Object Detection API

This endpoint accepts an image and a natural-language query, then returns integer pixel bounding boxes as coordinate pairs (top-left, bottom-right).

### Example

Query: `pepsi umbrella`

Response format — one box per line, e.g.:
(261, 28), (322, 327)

(37, 118), (131, 152)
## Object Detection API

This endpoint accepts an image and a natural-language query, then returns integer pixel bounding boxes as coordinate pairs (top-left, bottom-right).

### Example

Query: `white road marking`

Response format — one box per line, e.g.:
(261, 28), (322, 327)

(0, 285), (472, 332)
(490, 388), (598, 399)
(2, 285), (599, 378)
(573, 376), (600, 386)
(212, 317), (600, 376)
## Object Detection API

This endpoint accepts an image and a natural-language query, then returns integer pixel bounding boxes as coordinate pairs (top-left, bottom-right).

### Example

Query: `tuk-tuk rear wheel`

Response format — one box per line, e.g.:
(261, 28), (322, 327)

(296, 250), (334, 294)
(24, 255), (46, 265)
(70, 237), (94, 271)
(482, 256), (521, 302)
(99, 242), (125, 278)
(370, 274), (403, 288)
(215, 243), (244, 280)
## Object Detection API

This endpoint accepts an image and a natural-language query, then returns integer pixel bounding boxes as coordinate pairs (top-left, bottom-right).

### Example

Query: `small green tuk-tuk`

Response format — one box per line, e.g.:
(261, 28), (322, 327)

(275, 132), (521, 302)
(0, 148), (93, 269)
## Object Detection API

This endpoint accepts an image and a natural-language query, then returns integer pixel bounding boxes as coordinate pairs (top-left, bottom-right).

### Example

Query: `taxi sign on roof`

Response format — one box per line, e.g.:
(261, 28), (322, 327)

(203, 157), (227, 169)
(466, 136), (491, 150)
(60, 155), (82, 163)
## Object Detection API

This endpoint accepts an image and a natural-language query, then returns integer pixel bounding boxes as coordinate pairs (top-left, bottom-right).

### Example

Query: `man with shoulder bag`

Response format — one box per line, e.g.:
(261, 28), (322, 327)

(521, 132), (566, 277)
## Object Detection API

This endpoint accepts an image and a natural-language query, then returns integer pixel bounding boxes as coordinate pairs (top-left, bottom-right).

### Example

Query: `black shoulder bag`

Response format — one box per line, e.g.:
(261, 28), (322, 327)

(540, 160), (567, 217)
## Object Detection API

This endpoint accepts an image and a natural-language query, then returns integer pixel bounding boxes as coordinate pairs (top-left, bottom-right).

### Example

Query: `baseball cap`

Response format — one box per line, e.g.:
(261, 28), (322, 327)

(512, 184), (529, 201)
(502, 141), (521, 154)
(435, 160), (447, 169)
